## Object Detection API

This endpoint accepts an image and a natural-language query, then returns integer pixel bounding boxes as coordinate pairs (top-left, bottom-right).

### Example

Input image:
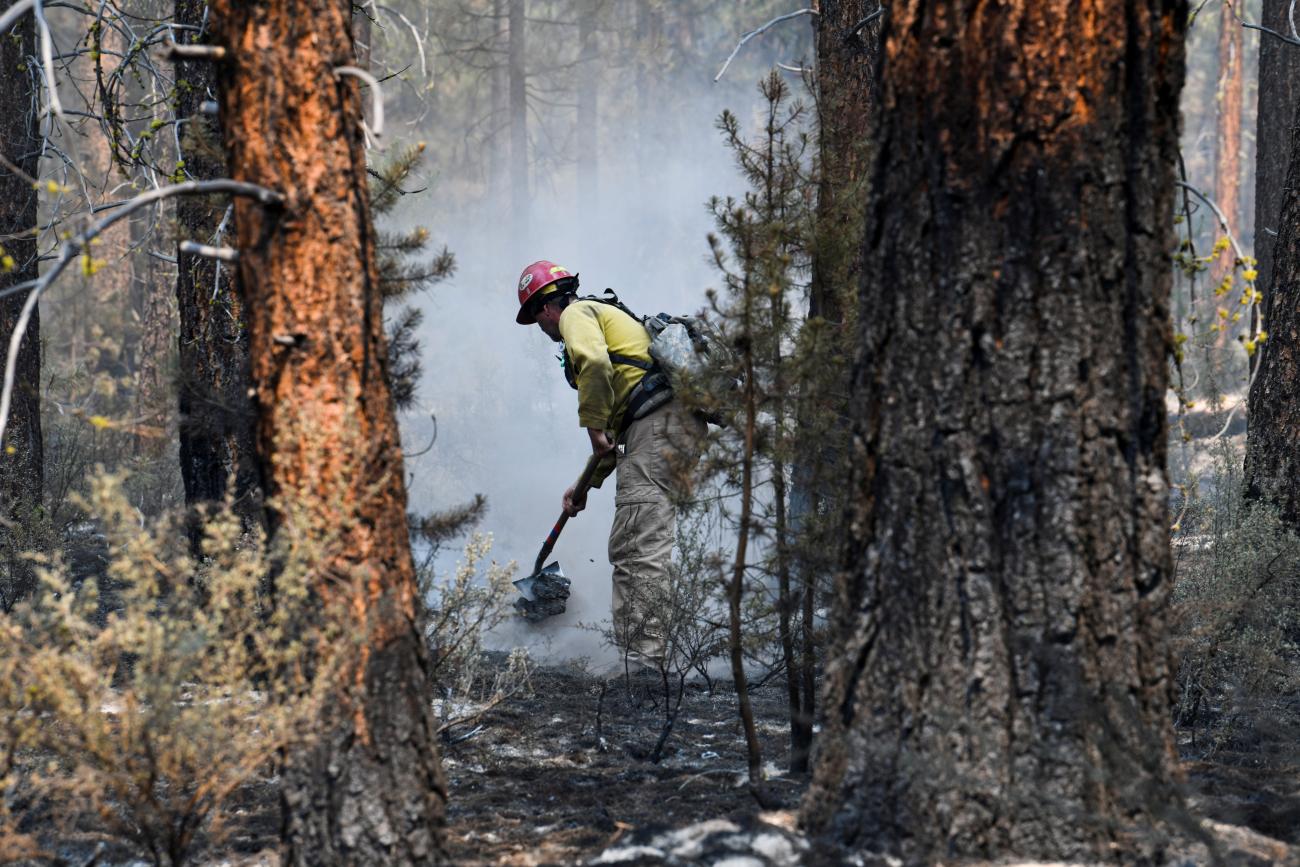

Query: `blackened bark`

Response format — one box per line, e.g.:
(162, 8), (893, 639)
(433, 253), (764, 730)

(0, 15), (41, 610)
(1245, 104), (1300, 526)
(509, 0), (528, 248)
(174, 0), (260, 528)
(802, 0), (1186, 860)
(1252, 0), (1300, 294)
(785, 0), (882, 773)
(211, 1), (447, 863)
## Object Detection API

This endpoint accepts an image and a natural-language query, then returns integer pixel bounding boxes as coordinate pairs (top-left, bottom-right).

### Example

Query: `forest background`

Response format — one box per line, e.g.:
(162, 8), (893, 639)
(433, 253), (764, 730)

(0, 0), (1298, 864)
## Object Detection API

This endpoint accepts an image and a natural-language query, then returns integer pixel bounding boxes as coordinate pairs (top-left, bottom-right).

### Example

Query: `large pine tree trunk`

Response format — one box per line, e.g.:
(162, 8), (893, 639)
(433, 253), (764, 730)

(1252, 1), (1300, 296)
(0, 14), (41, 610)
(174, 0), (261, 527)
(210, 2), (447, 863)
(1244, 96), (1300, 525)
(801, 0), (1186, 859)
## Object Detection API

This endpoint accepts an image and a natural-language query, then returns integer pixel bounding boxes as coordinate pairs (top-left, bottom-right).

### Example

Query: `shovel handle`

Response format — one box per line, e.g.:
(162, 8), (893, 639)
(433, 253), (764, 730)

(533, 453), (605, 574)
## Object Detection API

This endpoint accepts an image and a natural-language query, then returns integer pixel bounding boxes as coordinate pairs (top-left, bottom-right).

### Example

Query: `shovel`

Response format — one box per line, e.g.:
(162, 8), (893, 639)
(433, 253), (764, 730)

(513, 453), (604, 622)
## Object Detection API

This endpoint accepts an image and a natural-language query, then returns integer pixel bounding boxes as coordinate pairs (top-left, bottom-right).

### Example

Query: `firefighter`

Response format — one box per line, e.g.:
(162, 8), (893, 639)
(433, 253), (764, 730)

(515, 259), (705, 670)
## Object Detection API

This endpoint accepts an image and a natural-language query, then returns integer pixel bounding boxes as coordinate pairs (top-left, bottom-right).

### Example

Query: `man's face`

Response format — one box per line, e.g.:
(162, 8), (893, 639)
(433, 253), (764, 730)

(535, 301), (563, 342)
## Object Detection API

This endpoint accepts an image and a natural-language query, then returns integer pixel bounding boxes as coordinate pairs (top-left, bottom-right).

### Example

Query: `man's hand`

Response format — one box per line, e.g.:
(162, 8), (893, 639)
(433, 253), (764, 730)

(588, 427), (615, 457)
(563, 485), (588, 517)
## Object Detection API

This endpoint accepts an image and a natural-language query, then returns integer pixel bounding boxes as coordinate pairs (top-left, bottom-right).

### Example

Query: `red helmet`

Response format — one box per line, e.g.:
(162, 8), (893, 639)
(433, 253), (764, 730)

(515, 260), (578, 324)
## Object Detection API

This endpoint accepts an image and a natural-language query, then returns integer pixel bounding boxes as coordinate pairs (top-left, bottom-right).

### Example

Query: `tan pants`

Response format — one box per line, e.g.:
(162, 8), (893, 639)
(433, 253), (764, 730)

(609, 399), (707, 667)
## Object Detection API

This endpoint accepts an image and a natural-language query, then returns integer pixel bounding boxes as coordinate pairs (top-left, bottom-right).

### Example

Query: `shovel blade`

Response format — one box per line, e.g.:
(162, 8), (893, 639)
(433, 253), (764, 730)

(513, 561), (571, 622)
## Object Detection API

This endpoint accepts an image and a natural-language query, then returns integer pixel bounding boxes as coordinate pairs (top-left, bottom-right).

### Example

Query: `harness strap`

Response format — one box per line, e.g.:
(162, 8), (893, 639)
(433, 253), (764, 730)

(608, 352), (655, 371)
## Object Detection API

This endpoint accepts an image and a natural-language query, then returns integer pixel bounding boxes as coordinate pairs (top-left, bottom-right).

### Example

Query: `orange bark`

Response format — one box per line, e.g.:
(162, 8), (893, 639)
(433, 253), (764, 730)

(211, 1), (446, 862)
(1214, 1), (1243, 266)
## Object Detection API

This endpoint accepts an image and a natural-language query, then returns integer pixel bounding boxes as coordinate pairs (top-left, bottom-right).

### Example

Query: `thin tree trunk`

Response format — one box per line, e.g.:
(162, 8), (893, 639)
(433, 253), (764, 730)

(809, 0), (878, 325)
(771, 366), (804, 772)
(174, 0), (261, 530)
(802, 0), (1186, 859)
(1212, 0), (1243, 302)
(210, 2), (446, 863)
(0, 13), (42, 611)
(489, 0), (507, 207)
(509, 0), (528, 250)
(576, 3), (598, 242)
(353, 2), (373, 70)
(634, 0), (660, 198)
(1245, 100), (1300, 526)
(729, 276), (763, 787)
(127, 59), (173, 484)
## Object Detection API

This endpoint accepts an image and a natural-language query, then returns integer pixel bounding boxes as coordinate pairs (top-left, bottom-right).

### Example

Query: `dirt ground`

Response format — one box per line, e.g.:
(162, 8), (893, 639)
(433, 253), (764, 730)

(32, 661), (1300, 865)
(441, 665), (812, 866)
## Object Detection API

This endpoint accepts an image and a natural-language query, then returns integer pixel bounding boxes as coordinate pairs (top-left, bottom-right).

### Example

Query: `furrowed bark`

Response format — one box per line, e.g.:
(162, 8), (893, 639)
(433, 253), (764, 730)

(0, 13), (41, 610)
(210, 2), (447, 863)
(1248, 0), (1300, 361)
(1245, 94), (1300, 527)
(802, 0), (1187, 860)
(785, 0), (883, 772)
(174, 0), (261, 529)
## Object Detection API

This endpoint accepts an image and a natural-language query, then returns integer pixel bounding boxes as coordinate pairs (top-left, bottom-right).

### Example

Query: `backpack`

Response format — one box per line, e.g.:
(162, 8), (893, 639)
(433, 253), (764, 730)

(561, 289), (733, 432)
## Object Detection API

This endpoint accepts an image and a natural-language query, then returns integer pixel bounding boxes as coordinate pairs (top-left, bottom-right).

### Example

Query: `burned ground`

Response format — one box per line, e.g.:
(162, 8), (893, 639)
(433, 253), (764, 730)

(441, 665), (815, 866)
(18, 658), (1300, 865)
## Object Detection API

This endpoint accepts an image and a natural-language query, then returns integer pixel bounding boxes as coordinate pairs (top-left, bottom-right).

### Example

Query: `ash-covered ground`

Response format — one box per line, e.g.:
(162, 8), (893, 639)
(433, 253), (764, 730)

(442, 665), (815, 866)
(36, 659), (1300, 866)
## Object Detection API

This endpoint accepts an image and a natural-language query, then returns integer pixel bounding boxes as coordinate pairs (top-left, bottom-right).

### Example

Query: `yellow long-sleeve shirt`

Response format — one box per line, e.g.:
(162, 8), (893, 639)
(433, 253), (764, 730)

(559, 300), (653, 487)
(560, 299), (653, 430)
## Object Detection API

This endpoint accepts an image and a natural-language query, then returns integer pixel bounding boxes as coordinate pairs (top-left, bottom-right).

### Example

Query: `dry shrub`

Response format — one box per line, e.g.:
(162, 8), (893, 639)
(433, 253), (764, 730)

(1172, 442), (1300, 759)
(0, 473), (337, 866)
(421, 533), (532, 738)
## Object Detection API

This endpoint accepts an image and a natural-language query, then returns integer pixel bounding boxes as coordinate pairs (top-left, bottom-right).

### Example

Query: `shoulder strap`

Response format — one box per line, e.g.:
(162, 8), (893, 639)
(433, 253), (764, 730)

(578, 288), (642, 323)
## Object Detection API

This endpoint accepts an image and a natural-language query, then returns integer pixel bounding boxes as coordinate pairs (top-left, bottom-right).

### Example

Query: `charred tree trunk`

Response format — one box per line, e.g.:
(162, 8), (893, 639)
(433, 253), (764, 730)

(1252, 0), (1300, 296)
(509, 0), (528, 249)
(174, 0), (261, 529)
(785, 0), (882, 773)
(1245, 99), (1300, 526)
(801, 0), (1186, 860)
(0, 15), (42, 610)
(211, 1), (446, 863)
